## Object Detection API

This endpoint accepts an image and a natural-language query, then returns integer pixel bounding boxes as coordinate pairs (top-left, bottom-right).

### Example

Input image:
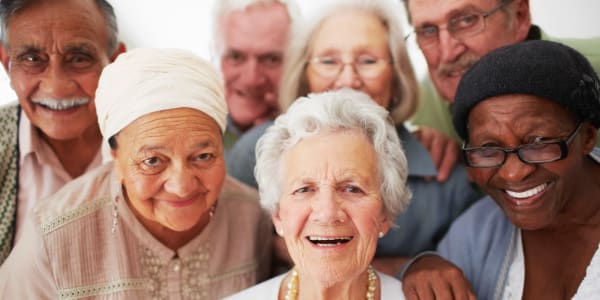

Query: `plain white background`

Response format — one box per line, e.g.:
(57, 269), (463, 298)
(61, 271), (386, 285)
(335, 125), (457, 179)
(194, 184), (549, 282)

(0, 0), (599, 104)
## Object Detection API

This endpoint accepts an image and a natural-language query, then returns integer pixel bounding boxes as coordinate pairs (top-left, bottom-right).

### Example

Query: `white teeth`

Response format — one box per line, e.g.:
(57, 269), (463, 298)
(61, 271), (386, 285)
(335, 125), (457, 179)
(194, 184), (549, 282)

(308, 236), (352, 241)
(506, 183), (547, 199)
(32, 98), (90, 111)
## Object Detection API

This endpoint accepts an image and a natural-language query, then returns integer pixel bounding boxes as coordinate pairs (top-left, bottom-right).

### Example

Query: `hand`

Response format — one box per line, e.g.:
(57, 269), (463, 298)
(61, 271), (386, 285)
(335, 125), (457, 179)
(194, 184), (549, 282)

(413, 126), (460, 182)
(371, 256), (410, 277)
(402, 255), (476, 300)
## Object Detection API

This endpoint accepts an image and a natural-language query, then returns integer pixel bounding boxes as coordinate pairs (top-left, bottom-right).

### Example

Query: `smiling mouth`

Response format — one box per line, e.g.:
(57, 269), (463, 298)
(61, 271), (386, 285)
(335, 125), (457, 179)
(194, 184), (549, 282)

(306, 236), (353, 247)
(32, 98), (90, 111)
(505, 182), (548, 200)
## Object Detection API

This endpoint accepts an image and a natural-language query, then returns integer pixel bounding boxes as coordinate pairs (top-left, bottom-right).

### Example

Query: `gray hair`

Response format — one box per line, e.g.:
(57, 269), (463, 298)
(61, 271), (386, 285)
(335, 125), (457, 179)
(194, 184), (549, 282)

(278, 0), (418, 124)
(402, 0), (514, 23)
(255, 89), (411, 220)
(0, 0), (120, 55)
(211, 0), (300, 60)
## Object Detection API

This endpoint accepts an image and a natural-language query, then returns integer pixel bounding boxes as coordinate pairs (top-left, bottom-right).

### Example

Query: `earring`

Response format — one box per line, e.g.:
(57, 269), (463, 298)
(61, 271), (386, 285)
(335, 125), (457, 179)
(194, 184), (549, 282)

(277, 228), (284, 236)
(209, 203), (217, 219)
(378, 231), (384, 238)
(111, 195), (120, 233)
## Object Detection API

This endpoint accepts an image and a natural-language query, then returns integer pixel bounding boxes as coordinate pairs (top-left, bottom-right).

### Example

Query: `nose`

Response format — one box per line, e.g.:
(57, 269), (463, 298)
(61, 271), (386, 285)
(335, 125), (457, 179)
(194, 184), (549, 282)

(437, 29), (467, 63)
(38, 60), (78, 99)
(238, 58), (267, 87)
(310, 188), (347, 225)
(163, 164), (201, 198)
(496, 153), (536, 183)
(333, 64), (362, 90)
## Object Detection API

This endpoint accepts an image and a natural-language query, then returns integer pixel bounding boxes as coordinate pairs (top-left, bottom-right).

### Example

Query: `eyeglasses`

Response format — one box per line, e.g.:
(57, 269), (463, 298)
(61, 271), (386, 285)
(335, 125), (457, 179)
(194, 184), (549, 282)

(406, 0), (513, 49)
(462, 122), (584, 168)
(308, 55), (390, 79)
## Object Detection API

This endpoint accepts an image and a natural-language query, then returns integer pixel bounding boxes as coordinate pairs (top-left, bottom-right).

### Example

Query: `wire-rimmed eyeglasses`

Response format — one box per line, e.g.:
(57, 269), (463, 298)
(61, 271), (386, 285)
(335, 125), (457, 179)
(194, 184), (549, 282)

(462, 122), (584, 168)
(308, 55), (391, 79)
(405, 0), (513, 49)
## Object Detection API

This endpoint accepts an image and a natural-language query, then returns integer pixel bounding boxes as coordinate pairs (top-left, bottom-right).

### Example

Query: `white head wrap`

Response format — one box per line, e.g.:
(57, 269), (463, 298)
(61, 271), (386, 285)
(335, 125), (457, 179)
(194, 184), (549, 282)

(95, 48), (227, 156)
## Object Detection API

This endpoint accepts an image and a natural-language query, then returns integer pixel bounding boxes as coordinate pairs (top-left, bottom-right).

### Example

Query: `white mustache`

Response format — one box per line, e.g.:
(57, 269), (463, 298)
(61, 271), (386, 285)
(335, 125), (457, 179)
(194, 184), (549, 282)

(32, 98), (90, 111)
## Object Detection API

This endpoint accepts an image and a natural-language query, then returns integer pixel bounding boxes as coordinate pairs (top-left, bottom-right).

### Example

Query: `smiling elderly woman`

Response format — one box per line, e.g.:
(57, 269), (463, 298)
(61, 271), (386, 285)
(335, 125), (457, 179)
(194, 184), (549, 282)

(0, 48), (272, 299)
(226, 89), (411, 300)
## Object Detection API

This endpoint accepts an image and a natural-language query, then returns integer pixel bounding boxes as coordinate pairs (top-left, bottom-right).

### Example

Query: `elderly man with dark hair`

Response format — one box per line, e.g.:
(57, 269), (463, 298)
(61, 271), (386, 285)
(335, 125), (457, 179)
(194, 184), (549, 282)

(0, 0), (125, 264)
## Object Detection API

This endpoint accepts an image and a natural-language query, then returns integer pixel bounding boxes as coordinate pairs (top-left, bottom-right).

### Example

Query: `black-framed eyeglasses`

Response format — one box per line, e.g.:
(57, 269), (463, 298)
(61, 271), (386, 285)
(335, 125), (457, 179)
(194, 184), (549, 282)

(462, 122), (584, 168)
(308, 55), (391, 79)
(405, 0), (513, 49)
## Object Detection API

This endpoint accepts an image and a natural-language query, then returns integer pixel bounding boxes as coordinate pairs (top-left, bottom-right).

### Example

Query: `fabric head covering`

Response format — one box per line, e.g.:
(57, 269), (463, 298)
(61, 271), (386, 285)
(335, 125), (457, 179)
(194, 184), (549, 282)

(95, 48), (227, 149)
(453, 40), (600, 140)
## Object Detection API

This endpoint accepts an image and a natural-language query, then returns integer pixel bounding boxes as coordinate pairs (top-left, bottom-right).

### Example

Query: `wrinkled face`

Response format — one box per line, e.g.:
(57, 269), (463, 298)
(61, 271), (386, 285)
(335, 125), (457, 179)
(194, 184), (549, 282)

(306, 9), (393, 108)
(274, 130), (390, 285)
(466, 95), (595, 230)
(0, 0), (121, 142)
(112, 108), (226, 232)
(219, 3), (290, 131)
(408, 0), (530, 101)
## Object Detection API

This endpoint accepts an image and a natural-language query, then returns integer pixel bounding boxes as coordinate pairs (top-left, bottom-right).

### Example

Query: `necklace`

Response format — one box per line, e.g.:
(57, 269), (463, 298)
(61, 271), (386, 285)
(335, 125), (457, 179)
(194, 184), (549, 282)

(284, 265), (378, 300)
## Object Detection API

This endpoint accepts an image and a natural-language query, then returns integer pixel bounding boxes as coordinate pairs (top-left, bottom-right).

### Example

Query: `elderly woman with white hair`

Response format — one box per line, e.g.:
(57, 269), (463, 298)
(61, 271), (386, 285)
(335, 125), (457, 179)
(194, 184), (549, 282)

(226, 89), (410, 299)
(0, 48), (272, 299)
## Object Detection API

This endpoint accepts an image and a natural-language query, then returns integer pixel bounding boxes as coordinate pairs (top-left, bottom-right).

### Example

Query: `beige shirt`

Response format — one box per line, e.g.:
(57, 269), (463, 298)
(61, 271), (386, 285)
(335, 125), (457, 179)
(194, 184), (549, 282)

(0, 162), (272, 299)
(16, 114), (102, 243)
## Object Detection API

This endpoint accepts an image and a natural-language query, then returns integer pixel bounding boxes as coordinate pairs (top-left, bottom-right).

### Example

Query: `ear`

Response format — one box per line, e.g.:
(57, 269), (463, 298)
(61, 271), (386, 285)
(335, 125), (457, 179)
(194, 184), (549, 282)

(272, 210), (284, 236)
(0, 44), (10, 73)
(581, 122), (597, 155)
(111, 148), (125, 183)
(109, 42), (127, 63)
(379, 213), (393, 236)
(513, 0), (532, 41)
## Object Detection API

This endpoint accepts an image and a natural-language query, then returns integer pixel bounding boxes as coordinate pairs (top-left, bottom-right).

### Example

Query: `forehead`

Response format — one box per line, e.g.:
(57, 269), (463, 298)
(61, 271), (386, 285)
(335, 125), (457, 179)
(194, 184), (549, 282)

(467, 94), (575, 132)
(221, 3), (290, 52)
(283, 130), (378, 176)
(120, 108), (222, 147)
(7, 0), (108, 51)
(311, 9), (389, 52)
(408, 0), (496, 25)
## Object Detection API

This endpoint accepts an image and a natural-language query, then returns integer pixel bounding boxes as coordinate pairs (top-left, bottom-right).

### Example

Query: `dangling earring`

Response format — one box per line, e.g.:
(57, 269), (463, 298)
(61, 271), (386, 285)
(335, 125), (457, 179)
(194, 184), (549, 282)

(209, 203), (217, 220)
(111, 195), (120, 233)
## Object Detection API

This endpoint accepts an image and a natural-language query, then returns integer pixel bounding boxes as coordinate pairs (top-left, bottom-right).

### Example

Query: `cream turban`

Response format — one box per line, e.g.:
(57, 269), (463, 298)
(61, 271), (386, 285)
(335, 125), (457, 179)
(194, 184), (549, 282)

(95, 48), (227, 148)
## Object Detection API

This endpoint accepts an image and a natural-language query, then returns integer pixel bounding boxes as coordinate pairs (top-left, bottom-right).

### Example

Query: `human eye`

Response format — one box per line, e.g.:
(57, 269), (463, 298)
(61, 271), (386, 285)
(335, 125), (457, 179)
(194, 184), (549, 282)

(356, 54), (379, 66)
(259, 53), (283, 68)
(342, 184), (364, 194)
(417, 25), (439, 39)
(67, 52), (94, 69)
(14, 52), (46, 72)
(316, 56), (339, 66)
(450, 13), (480, 31)
(224, 50), (246, 65)
(143, 157), (161, 167)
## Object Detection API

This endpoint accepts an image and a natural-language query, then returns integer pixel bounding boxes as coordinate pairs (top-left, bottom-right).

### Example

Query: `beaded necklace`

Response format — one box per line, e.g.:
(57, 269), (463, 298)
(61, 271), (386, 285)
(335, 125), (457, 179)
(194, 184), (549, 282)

(284, 265), (378, 300)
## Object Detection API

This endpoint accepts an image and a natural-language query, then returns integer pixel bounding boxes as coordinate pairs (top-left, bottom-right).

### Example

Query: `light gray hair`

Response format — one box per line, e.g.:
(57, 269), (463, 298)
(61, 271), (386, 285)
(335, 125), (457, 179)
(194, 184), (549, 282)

(278, 0), (418, 124)
(0, 0), (120, 55)
(255, 89), (411, 220)
(211, 0), (300, 60)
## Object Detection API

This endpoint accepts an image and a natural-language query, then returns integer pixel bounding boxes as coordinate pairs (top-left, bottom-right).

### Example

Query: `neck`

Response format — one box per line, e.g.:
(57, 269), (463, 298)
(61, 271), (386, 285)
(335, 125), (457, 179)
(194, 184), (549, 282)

(40, 125), (102, 178)
(286, 267), (378, 300)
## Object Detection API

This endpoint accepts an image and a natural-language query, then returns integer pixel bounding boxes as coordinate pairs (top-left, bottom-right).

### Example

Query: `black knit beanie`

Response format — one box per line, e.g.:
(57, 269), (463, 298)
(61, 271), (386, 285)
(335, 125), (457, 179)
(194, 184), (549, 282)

(453, 40), (600, 140)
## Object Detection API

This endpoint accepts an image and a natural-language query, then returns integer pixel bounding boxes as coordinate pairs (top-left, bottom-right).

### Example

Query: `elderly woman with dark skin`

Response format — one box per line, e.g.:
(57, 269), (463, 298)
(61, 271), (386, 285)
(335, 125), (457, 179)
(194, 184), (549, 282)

(401, 40), (600, 300)
(227, 89), (411, 300)
(0, 48), (272, 299)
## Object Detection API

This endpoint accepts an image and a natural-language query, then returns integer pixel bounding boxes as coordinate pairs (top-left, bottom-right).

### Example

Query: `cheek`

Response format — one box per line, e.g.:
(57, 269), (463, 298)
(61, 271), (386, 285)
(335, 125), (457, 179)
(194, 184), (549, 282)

(78, 70), (103, 96)
(466, 168), (494, 189)
(278, 201), (310, 236)
(221, 64), (240, 82)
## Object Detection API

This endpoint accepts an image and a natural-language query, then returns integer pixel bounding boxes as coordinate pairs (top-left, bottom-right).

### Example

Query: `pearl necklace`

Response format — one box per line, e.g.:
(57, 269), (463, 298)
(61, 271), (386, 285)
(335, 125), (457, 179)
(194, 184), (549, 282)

(284, 265), (378, 300)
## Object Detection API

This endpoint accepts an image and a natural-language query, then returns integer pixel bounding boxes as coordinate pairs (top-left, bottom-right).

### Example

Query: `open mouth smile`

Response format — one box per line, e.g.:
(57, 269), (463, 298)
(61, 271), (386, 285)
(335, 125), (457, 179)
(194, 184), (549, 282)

(32, 98), (90, 111)
(306, 236), (353, 247)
